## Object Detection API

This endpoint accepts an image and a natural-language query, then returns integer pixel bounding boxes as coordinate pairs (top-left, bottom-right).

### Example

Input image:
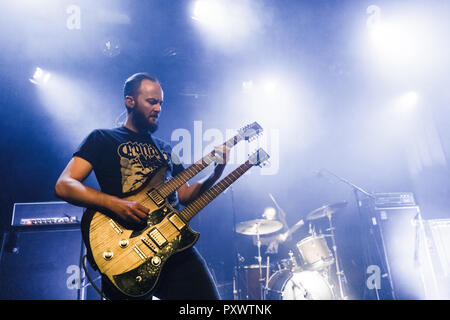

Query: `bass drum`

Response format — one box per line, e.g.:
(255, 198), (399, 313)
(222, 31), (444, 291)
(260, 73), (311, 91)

(266, 269), (335, 300)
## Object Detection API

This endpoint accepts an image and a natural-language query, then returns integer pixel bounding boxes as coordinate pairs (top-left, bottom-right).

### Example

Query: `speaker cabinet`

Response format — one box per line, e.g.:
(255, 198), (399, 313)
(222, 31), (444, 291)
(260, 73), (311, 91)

(0, 227), (101, 300)
(372, 206), (438, 299)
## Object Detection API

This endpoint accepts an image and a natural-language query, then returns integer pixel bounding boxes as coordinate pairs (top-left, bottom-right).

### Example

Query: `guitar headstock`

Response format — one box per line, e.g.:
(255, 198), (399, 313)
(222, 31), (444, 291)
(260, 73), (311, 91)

(237, 122), (263, 141)
(248, 148), (270, 167)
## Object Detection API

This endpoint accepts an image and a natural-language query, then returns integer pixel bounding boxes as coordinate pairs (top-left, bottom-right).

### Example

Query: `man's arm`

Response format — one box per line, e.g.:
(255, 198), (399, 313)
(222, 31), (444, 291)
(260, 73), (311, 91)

(55, 156), (149, 224)
(177, 163), (226, 205)
(177, 145), (228, 206)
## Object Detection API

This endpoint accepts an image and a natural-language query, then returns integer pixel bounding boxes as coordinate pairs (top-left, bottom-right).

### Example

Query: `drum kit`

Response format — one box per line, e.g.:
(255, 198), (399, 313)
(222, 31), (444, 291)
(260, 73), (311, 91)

(234, 200), (348, 300)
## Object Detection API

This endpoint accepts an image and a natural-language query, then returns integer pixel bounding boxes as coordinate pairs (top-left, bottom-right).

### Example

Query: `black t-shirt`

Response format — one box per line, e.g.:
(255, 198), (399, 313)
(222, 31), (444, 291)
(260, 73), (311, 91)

(73, 126), (184, 207)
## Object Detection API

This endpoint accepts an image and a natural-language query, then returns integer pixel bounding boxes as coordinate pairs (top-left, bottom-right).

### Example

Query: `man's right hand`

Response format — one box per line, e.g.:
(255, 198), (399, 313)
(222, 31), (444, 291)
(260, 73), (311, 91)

(55, 156), (150, 225)
(105, 197), (150, 225)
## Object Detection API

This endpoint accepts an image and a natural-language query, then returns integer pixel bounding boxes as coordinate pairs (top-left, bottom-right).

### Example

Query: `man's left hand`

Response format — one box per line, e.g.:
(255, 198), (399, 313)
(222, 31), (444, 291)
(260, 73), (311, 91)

(213, 145), (229, 178)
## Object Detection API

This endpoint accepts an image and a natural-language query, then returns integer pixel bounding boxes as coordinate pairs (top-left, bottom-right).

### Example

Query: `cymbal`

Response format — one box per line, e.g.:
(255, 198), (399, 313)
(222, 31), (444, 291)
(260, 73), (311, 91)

(306, 201), (348, 221)
(236, 219), (283, 235)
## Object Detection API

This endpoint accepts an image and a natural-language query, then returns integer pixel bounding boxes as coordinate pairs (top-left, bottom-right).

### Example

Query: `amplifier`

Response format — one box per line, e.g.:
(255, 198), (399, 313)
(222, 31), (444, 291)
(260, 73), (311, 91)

(1, 201), (101, 300)
(368, 206), (441, 299)
(11, 201), (84, 227)
(373, 192), (416, 208)
(0, 229), (101, 300)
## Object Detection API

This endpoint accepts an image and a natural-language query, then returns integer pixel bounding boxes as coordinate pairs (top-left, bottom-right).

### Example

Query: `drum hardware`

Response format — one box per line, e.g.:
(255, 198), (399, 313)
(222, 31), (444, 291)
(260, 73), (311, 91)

(288, 250), (299, 270)
(236, 219), (282, 299)
(325, 209), (347, 300)
(255, 223), (264, 299)
(264, 256), (270, 300)
(319, 169), (392, 300)
(300, 200), (349, 299)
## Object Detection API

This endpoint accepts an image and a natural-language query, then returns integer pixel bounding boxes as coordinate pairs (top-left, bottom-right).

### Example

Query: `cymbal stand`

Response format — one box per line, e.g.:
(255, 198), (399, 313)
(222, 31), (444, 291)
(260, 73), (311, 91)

(264, 256), (270, 300)
(254, 223), (265, 300)
(326, 210), (347, 300)
(230, 186), (241, 300)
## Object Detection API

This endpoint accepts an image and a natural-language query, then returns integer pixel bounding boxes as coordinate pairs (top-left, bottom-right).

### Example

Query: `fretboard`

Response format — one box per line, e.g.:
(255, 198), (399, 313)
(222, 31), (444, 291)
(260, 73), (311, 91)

(179, 160), (253, 222)
(157, 134), (242, 198)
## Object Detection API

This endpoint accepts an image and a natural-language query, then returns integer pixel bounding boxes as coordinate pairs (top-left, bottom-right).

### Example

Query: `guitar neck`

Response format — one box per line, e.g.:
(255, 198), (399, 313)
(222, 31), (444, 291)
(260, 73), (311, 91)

(157, 134), (243, 198)
(179, 160), (253, 222)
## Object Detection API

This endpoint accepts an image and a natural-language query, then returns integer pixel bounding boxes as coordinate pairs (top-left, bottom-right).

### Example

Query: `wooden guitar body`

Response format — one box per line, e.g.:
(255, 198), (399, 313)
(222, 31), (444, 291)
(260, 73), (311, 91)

(81, 167), (199, 297)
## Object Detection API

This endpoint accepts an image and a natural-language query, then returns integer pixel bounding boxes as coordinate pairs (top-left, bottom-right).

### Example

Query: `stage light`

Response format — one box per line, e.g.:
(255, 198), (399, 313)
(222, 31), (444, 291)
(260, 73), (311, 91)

(366, 11), (440, 74)
(191, 0), (224, 25)
(190, 0), (261, 51)
(241, 77), (280, 101)
(241, 80), (254, 94)
(262, 79), (279, 97)
(33, 73), (117, 145)
(394, 91), (419, 114)
(29, 67), (51, 86)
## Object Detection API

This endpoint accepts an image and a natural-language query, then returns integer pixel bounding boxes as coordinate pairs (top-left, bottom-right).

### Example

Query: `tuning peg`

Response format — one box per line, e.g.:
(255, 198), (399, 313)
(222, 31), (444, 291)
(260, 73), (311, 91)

(259, 160), (271, 168)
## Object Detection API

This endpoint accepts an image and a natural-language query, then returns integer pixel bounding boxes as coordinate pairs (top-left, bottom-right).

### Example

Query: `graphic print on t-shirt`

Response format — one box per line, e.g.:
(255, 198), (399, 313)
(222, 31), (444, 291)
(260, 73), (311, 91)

(117, 141), (167, 193)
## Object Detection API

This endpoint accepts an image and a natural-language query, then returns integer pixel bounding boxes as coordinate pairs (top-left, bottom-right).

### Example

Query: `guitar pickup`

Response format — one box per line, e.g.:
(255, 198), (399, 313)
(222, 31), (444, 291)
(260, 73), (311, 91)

(168, 213), (186, 231)
(141, 236), (158, 253)
(147, 189), (165, 206)
(109, 219), (123, 235)
(133, 244), (148, 261)
(147, 228), (167, 248)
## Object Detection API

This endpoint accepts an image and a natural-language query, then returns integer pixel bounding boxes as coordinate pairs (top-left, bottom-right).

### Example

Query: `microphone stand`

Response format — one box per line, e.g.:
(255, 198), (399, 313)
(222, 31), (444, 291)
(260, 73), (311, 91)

(318, 168), (396, 300)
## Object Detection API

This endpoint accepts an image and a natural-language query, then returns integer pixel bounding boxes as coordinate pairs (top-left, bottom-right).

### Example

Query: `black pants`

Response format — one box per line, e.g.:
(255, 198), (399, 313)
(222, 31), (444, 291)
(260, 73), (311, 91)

(101, 247), (220, 300)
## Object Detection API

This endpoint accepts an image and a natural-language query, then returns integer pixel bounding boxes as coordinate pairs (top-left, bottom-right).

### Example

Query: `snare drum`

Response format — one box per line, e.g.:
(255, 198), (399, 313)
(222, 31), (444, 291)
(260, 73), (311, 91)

(296, 235), (334, 270)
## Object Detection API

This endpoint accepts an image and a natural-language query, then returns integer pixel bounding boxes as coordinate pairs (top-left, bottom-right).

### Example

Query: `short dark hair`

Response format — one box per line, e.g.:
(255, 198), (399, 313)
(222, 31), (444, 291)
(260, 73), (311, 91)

(123, 72), (160, 97)
(123, 72), (160, 113)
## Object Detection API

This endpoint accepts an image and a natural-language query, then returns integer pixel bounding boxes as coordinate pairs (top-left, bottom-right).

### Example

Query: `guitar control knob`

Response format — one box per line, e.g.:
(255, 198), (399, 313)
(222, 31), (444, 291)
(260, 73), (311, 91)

(151, 256), (161, 266)
(119, 239), (129, 248)
(103, 251), (114, 261)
